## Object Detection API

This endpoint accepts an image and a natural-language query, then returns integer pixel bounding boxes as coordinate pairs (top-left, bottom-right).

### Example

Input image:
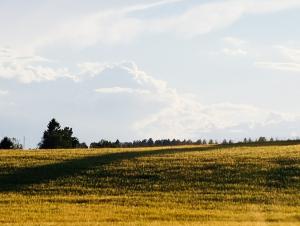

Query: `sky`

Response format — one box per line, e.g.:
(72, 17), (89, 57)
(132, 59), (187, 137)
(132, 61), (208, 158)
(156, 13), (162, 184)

(1, 0), (300, 148)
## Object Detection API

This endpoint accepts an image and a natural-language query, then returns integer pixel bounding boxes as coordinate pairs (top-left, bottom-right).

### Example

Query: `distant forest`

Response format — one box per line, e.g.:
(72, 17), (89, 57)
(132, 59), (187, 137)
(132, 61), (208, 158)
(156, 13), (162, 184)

(1, 118), (300, 149)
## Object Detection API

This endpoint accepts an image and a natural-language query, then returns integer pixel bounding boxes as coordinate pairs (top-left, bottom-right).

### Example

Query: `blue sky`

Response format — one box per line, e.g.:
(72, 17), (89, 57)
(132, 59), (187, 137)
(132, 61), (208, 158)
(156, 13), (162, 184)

(1, 0), (300, 147)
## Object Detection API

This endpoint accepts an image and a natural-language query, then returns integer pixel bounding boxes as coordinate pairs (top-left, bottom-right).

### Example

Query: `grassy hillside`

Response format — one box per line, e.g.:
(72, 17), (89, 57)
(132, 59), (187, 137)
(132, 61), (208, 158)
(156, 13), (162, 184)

(0, 145), (299, 225)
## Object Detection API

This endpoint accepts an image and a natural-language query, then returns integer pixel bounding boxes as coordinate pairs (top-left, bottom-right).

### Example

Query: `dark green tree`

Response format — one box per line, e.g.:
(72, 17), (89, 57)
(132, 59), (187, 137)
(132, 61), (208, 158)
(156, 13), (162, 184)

(258, 137), (267, 143)
(147, 138), (154, 146)
(222, 139), (228, 145)
(0, 137), (14, 149)
(39, 119), (84, 149)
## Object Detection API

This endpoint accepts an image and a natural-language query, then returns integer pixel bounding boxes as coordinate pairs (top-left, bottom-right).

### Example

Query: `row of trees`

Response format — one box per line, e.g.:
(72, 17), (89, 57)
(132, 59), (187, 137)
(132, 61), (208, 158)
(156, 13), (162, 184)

(90, 138), (215, 148)
(1, 118), (300, 149)
(89, 136), (295, 148)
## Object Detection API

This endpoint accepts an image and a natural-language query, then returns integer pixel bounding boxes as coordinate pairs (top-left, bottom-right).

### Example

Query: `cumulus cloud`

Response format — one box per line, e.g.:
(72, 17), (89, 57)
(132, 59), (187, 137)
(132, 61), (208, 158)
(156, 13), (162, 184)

(82, 61), (298, 139)
(0, 47), (75, 83)
(81, 61), (168, 94)
(133, 94), (295, 139)
(78, 62), (112, 77)
(1, 60), (300, 146)
(0, 49), (298, 139)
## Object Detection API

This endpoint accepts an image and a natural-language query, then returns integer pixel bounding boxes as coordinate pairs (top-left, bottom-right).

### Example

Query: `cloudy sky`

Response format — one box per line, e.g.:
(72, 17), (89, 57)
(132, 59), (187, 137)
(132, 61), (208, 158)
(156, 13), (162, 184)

(1, 0), (300, 147)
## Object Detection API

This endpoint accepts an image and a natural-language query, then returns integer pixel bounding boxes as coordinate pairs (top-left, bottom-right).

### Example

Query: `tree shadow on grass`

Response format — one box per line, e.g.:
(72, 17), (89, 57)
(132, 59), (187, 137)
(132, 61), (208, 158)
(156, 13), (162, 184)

(0, 146), (222, 193)
(1, 143), (299, 193)
(267, 158), (300, 189)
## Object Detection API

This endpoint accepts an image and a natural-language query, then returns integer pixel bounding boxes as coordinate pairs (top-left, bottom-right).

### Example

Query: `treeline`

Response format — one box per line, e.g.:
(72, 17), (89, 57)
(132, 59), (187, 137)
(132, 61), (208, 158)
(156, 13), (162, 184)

(1, 118), (300, 149)
(89, 137), (300, 148)
(90, 138), (209, 148)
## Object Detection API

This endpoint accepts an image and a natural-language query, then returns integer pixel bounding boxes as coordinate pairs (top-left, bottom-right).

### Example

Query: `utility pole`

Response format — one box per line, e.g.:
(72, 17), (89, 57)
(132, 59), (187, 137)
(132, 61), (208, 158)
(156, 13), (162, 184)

(23, 136), (25, 150)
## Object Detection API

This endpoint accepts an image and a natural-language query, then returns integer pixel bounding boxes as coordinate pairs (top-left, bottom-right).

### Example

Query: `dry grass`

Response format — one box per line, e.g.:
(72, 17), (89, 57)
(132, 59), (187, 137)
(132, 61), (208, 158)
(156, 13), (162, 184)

(0, 144), (299, 225)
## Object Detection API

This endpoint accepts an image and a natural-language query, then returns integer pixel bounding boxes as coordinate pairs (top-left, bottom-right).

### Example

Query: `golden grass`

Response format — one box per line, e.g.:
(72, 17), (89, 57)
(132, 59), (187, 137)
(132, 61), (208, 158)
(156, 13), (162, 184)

(0, 145), (299, 225)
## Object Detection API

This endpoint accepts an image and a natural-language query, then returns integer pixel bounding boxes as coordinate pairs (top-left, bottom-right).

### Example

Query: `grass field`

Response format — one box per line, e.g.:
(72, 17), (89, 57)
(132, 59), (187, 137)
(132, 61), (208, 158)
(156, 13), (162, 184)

(0, 144), (299, 225)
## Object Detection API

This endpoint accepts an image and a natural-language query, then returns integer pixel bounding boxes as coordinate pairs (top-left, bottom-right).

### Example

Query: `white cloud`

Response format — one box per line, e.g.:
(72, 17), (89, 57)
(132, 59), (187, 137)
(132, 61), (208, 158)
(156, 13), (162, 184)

(133, 95), (295, 139)
(41, 0), (186, 47)
(0, 47), (75, 83)
(31, 0), (300, 49)
(220, 37), (248, 57)
(82, 61), (298, 139)
(146, 1), (244, 37)
(255, 46), (300, 73)
(223, 37), (247, 47)
(0, 90), (8, 96)
(122, 0), (185, 13)
(1, 60), (300, 145)
(81, 61), (168, 93)
(222, 48), (248, 56)
(255, 62), (300, 73)
(121, 62), (168, 92)
(277, 46), (300, 62)
(78, 62), (112, 77)
(244, 0), (300, 14)
(95, 87), (150, 95)
(131, 0), (300, 39)
(0, 46), (298, 138)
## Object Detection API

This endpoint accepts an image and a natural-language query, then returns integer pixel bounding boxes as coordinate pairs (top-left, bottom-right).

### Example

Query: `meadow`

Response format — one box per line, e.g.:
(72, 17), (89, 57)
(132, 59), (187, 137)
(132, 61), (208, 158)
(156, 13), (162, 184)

(0, 144), (299, 225)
